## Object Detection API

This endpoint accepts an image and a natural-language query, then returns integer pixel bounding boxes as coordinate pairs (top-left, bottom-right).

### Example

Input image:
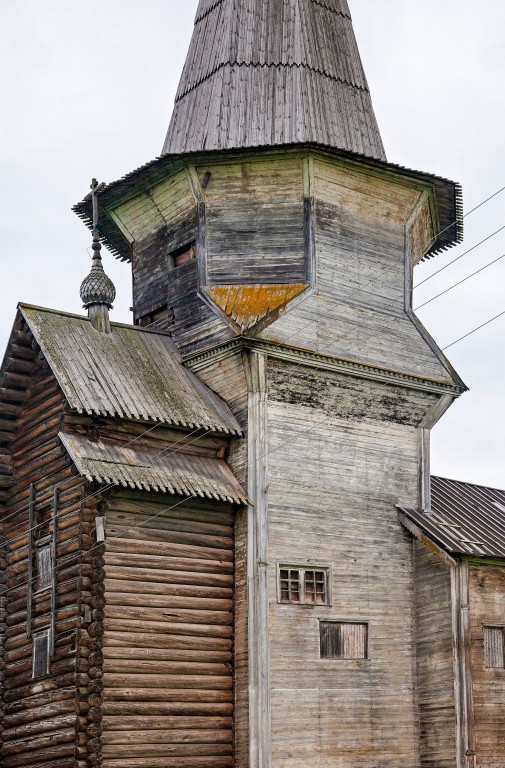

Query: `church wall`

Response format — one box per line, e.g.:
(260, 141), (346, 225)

(260, 157), (452, 384)
(265, 361), (423, 768)
(413, 541), (457, 768)
(100, 492), (235, 768)
(468, 562), (505, 767)
(200, 156), (306, 286)
(0, 353), (88, 768)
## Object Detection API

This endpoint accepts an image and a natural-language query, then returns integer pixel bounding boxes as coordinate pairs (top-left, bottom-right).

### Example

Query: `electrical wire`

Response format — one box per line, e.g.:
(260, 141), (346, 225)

(415, 252), (505, 311)
(415, 224), (505, 289)
(3, 182), (505, 554)
(443, 309), (505, 351)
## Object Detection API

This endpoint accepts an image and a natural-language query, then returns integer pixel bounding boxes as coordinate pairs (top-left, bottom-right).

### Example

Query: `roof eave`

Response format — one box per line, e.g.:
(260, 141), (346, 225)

(73, 143), (463, 263)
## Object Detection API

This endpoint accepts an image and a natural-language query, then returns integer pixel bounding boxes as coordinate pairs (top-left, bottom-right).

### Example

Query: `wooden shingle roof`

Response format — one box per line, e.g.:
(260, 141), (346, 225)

(17, 305), (241, 435)
(163, 0), (386, 160)
(59, 432), (247, 504)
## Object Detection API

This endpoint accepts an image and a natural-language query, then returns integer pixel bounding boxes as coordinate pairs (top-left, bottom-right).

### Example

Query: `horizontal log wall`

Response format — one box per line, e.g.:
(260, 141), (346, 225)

(468, 562), (505, 767)
(189, 350), (250, 766)
(102, 493), (235, 768)
(413, 541), (456, 767)
(0, 337), (87, 768)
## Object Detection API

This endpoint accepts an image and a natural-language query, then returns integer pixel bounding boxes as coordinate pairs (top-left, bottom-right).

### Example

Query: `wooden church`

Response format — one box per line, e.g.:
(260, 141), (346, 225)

(1, 1), (504, 767)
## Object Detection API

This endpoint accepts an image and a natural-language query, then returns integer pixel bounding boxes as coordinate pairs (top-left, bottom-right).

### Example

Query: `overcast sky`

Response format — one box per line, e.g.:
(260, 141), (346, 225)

(0, 0), (503, 488)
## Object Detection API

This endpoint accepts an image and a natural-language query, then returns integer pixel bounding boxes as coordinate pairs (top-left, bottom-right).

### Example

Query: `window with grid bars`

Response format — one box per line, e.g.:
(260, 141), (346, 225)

(278, 566), (330, 606)
(484, 627), (505, 669)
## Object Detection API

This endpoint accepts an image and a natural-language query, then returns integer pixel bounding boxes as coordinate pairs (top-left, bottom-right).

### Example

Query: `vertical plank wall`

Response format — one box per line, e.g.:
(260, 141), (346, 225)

(468, 563), (505, 766)
(266, 360), (430, 768)
(101, 493), (235, 768)
(413, 541), (456, 767)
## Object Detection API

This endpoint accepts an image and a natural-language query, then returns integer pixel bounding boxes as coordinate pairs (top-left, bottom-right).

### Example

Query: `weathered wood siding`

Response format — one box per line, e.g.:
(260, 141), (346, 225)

(468, 563), (505, 767)
(201, 157), (306, 285)
(0, 342), (88, 768)
(265, 359), (423, 768)
(260, 157), (451, 382)
(111, 168), (233, 354)
(101, 493), (235, 768)
(413, 541), (456, 768)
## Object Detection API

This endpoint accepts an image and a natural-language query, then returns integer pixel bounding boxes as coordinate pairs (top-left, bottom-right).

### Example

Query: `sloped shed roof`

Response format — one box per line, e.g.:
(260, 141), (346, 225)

(400, 476), (505, 559)
(19, 305), (241, 435)
(59, 432), (247, 504)
(163, 0), (386, 159)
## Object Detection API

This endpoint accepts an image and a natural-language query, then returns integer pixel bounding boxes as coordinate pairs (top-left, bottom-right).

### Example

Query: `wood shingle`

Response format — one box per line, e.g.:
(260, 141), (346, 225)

(163, 0), (385, 159)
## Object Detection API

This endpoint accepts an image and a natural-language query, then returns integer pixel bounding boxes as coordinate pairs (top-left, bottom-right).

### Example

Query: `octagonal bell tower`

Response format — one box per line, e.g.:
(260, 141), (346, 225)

(74, 2), (466, 767)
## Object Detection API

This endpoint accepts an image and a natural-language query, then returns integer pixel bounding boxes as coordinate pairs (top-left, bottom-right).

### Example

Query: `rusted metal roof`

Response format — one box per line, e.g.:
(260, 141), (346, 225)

(20, 305), (241, 435)
(73, 145), (463, 265)
(163, 0), (385, 160)
(59, 432), (247, 504)
(400, 476), (505, 559)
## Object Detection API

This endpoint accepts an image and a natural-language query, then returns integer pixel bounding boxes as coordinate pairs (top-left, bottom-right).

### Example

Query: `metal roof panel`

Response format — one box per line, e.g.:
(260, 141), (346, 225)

(400, 476), (505, 559)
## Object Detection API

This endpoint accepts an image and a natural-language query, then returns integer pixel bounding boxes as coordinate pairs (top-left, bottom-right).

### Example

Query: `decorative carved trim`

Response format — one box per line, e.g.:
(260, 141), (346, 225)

(184, 338), (463, 396)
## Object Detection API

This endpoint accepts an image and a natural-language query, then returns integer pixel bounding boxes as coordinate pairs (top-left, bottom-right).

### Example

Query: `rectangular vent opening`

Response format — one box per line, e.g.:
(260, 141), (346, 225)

(320, 621), (369, 660)
(32, 630), (51, 678)
(484, 626), (505, 669)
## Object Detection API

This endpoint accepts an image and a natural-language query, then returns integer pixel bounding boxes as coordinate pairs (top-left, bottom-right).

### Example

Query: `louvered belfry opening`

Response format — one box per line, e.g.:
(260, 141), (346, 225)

(163, 0), (386, 160)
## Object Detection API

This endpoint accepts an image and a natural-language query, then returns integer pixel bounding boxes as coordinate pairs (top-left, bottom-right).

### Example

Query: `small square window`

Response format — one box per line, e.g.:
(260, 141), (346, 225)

(35, 545), (53, 591)
(278, 565), (330, 606)
(32, 630), (51, 678)
(320, 621), (369, 660)
(484, 626), (505, 669)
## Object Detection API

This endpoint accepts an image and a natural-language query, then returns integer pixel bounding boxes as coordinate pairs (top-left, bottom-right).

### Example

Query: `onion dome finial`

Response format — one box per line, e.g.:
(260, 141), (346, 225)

(80, 179), (116, 334)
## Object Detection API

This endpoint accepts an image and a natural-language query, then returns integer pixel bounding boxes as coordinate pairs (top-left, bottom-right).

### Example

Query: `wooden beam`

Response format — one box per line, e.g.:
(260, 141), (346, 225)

(398, 510), (457, 568)
(26, 484), (35, 640)
(245, 350), (272, 768)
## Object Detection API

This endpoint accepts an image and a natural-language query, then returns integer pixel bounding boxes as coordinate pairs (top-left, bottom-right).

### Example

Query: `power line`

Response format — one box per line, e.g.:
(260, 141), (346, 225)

(443, 309), (505, 351)
(415, 224), (505, 289)
(3, 182), (505, 543)
(415, 252), (505, 311)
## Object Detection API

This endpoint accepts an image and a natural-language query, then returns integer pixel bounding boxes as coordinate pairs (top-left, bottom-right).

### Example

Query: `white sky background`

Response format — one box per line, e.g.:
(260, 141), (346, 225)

(0, 0), (503, 488)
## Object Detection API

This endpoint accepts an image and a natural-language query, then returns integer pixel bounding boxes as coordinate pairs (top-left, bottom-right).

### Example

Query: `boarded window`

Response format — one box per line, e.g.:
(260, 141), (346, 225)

(279, 566), (329, 605)
(35, 545), (53, 591)
(484, 627), (505, 669)
(32, 630), (51, 678)
(320, 622), (369, 660)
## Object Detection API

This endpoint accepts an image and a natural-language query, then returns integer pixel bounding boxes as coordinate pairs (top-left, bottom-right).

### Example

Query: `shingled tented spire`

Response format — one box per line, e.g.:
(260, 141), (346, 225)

(163, 0), (386, 160)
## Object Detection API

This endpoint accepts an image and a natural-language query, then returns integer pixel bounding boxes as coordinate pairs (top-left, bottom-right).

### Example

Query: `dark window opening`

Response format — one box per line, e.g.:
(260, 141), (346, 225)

(32, 630), (51, 678)
(279, 566), (329, 606)
(484, 626), (505, 669)
(137, 304), (172, 330)
(170, 241), (196, 268)
(320, 621), (369, 660)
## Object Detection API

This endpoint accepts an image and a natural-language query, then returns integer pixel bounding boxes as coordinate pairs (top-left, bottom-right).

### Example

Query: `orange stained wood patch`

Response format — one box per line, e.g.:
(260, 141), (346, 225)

(206, 284), (307, 331)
